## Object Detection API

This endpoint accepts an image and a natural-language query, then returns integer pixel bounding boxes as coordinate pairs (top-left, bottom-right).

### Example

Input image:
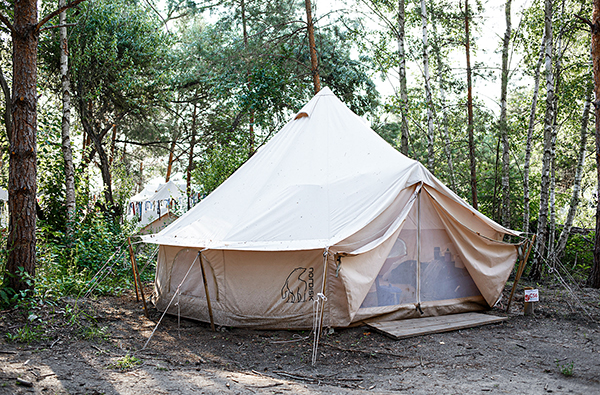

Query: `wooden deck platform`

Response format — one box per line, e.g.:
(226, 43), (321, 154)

(366, 312), (508, 340)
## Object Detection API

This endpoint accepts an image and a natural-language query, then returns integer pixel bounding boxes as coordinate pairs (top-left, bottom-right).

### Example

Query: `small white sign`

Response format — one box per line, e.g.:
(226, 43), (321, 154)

(524, 289), (539, 302)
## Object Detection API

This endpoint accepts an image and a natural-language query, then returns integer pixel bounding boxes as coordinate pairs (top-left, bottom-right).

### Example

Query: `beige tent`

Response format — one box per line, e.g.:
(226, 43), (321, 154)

(143, 88), (523, 329)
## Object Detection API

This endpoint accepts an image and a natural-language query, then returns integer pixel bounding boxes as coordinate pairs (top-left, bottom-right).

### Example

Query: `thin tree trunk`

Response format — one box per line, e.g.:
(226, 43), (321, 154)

(421, 0), (434, 174)
(5, 0), (39, 292)
(165, 137), (176, 182)
(0, 65), (11, 142)
(397, 0), (409, 156)
(589, 0), (600, 288)
(465, 0), (477, 209)
(532, 0), (554, 280)
(434, 42), (456, 191)
(523, 33), (546, 235)
(187, 103), (198, 211)
(241, 0), (255, 158)
(109, 124), (117, 166)
(548, 133), (556, 261)
(305, 0), (321, 94)
(59, 0), (76, 238)
(500, 0), (512, 229)
(554, 82), (592, 259)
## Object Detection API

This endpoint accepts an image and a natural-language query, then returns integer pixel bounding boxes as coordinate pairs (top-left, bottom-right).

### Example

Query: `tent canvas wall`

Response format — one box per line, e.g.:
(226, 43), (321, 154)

(143, 88), (522, 329)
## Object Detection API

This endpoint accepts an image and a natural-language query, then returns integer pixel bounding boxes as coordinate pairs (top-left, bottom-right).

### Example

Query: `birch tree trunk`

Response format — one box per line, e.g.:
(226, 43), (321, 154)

(397, 0), (409, 156)
(554, 82), (592, 259)
(523, 34), (546, 235)
(59, 0), (76, 237)
(500, 0), (512, 229)
(532, 0), (554, 280)
(465, 0), (477, 209)
(432, 24), (456, 191)
(421, 0), (435, 173)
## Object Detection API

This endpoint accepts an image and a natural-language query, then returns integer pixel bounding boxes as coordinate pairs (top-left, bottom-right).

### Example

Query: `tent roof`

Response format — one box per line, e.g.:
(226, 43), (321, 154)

(143, 87), (518, 251)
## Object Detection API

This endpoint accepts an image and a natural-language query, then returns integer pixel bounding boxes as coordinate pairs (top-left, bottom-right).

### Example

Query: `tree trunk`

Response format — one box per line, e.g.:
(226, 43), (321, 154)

(554, 82), (592, 259)
(590, 0), (600, 288)
(421, 0), (435, 174)
(523, 33), (546, 235)
(531, 0), (554, 280)
(397, 0), (409, 156)
(500, 0), (512, 229)
(242, 0), (255, 158)
(0, 65), (11, 142)
(465, 0), (477, 209)
(6, 0), (39, 292)
(59, 0), (76, 238)
(109, 124), (117, 166)
(433, 34), (456, 191)
(304, 0), (320, 94)
(165, 137), (176, 182)
(187, 103), (198, 211)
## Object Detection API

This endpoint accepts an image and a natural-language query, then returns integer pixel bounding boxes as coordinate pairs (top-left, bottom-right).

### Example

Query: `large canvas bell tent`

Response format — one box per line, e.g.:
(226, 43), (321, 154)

(143, 87), (522, 329)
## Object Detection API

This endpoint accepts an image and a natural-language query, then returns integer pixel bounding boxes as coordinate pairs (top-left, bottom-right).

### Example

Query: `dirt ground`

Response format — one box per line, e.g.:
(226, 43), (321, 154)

(1, 280), (599, 395)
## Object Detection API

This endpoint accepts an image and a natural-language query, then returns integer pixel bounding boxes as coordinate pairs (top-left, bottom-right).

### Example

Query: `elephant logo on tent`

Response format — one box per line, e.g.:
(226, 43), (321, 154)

(281, 267), (310, 303)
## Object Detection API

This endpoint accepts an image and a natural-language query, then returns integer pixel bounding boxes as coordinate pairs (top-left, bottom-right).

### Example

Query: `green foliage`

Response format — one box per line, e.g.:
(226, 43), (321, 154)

(5, 324), (48, 344)
(556, 360), (574, 376)
(108, 354), (142, 371)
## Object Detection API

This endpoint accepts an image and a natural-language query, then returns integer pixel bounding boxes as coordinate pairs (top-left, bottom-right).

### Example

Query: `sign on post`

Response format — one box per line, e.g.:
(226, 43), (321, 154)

(524, 288), (539, 303)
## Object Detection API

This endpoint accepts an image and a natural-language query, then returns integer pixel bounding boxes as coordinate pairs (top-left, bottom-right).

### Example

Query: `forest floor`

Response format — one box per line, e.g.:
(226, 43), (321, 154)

(1, 280), (599, 395)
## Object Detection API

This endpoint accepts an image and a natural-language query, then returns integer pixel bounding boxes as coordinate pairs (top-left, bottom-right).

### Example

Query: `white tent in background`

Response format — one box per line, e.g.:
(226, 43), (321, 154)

(143, 87), (523, 329)
(128, 180), (186, 228)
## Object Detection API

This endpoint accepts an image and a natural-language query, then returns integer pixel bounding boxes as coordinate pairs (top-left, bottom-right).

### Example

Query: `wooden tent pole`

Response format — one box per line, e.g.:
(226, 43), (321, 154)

(506, 235), (535, 312)
(128, 237), (140, 302)
(318, 249), (329, 337)
(199, 252), (216, 332)
(129, 237), (148, 317)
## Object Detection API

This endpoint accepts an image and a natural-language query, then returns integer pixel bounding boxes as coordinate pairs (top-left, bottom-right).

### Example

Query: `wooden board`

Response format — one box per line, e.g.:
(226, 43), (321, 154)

(366, 312), (508, 340)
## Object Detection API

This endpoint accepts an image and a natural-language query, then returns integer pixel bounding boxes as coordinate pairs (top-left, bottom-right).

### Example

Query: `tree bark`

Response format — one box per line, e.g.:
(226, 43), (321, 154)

(304, 0), (320, 94)
(590, 0), (600, 288)
(554, 82), (592, 260)
(531, 0), (554, 280)
(500, 0), (512, 229)
(397, 0), (409, 156)
(465, 0), (477, 209)
(421, 0), (435, 174)
(59, 0), (76, 238)
(5, 0), (39, 292)
(0, 65), (11, 143)
(187, 103), (198, 211)
(523, 33), (546, 235)
(165, 137), (176, 182)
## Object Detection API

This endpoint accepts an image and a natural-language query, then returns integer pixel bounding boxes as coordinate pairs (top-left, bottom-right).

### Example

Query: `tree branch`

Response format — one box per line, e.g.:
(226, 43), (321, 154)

(37, 0), (88, 32)
(574, 14), (593, 27)
(40, 23), (77, 32)
(0, 13), (13, 33)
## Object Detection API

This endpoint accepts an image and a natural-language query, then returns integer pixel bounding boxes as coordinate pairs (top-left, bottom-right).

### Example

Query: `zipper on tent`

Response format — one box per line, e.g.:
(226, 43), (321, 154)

(416, 189), (423, 314)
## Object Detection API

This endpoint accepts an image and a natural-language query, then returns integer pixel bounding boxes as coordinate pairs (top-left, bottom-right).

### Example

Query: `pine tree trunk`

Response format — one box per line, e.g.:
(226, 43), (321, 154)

(555, 82), (592, 259)
(421, 0), (435, 174)
(500, 0), (512, 229)
(165, 137), (176, 182)
(397, 0), (409, 156)
(465, 0), (477, 209)
(589, 0), (600, 288)
(523, 34), (546, 235)
(187, 103), (197, 211)
(6, 0), (39, 292)
(531, 0), (554, 280)
(305, 0), (320, 94)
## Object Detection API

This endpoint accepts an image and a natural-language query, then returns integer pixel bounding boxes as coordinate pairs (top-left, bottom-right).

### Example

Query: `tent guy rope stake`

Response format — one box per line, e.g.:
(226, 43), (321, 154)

(312, 247), (329, 366)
